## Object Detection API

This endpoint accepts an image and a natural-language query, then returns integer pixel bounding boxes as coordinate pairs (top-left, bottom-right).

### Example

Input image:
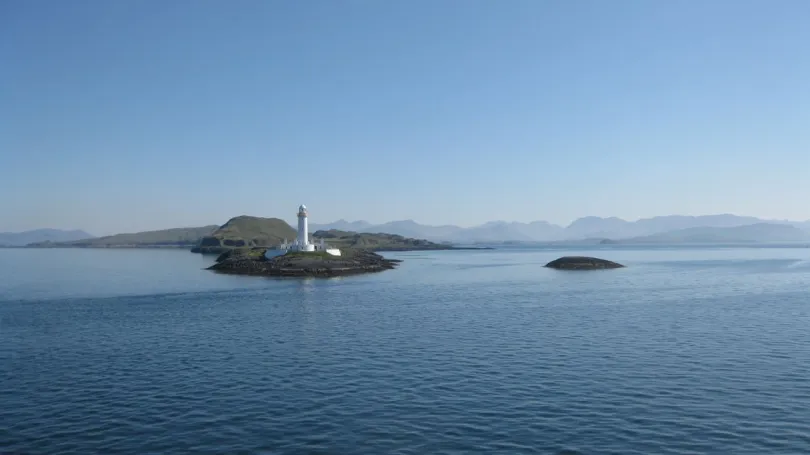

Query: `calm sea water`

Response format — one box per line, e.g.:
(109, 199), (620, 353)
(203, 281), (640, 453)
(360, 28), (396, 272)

(2, 246), (810, 454)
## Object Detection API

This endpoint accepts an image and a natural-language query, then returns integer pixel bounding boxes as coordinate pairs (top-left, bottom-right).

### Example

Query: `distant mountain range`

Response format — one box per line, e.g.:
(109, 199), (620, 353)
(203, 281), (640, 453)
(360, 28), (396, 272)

(619, 223), (810, 244)
(0, 228), (94, 247)
(311, 215), (810, 243)
(4, 214), (810, 248)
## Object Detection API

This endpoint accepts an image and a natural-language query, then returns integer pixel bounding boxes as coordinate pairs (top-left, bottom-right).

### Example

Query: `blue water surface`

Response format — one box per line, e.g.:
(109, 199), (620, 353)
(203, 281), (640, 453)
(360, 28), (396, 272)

(1, 246), (810, 454)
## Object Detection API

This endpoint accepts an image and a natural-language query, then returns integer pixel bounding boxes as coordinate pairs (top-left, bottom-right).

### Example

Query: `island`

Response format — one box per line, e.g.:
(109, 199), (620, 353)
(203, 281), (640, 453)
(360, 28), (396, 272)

(208, 247), (401, 277)
(545, 256), (625, 270)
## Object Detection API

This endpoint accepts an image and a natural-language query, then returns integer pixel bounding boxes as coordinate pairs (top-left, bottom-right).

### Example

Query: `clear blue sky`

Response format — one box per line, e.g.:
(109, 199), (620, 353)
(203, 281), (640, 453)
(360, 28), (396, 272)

(2, 0), (809, 235)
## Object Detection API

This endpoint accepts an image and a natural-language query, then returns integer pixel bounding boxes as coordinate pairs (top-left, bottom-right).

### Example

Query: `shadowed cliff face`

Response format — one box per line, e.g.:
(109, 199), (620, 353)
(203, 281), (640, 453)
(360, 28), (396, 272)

(545, 256), (625, 270)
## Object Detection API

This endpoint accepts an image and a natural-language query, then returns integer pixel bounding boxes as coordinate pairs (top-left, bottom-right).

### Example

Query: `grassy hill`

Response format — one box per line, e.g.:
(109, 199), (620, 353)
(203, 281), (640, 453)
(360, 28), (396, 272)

(312, 229), (452, 251)
(28, 225), (218, 248)
(191, 216), (297, 254)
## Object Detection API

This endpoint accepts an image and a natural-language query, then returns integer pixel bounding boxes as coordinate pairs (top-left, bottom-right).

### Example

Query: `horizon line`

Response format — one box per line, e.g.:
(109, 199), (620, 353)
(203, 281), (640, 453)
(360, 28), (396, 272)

(6, 212), (810, 238)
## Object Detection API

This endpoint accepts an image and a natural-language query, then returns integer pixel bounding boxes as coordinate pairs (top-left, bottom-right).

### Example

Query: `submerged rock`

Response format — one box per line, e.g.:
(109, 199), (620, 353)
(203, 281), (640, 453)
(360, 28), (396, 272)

(545, 256), (624, 270)
(207, 247), (401, 278)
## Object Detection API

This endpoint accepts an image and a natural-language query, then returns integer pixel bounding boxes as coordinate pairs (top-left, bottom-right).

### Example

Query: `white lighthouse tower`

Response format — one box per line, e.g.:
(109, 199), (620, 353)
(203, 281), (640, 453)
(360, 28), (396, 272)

(294, 204), (315, 252)
(273, 204), (342, 257)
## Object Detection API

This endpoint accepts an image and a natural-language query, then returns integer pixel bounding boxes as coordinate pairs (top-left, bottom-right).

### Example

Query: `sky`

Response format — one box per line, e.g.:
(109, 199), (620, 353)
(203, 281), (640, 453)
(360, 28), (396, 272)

(2, 0), (809, 235)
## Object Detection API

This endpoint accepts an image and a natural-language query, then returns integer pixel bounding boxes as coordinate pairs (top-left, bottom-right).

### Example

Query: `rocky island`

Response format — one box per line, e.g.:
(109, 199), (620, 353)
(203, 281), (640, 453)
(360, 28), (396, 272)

(545, 256), (625, 270)
(208, 247), (401, 277)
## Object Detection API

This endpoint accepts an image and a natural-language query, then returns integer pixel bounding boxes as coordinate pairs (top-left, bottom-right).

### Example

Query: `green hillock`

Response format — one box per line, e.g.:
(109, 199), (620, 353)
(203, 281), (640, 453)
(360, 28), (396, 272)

(191, 216), (297, 254)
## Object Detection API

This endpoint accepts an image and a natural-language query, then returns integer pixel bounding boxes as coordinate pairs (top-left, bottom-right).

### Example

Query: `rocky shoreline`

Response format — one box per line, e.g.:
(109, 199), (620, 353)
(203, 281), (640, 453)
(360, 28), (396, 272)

(207, 248), (402, 277)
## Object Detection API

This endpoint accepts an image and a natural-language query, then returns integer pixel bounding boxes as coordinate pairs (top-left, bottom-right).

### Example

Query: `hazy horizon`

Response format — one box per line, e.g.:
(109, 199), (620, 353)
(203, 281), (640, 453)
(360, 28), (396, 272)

(4, 211), (810, 238)
(3, 1), (810, 235)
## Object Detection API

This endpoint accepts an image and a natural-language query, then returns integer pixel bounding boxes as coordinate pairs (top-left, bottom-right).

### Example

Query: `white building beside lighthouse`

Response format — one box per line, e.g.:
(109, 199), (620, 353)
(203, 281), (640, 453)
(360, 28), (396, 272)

(273, 204), (341, 257)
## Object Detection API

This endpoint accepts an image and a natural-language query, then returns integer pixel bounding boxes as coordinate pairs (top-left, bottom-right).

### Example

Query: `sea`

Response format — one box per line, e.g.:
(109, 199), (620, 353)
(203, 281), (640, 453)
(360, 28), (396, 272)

(1, 245), (809, 455)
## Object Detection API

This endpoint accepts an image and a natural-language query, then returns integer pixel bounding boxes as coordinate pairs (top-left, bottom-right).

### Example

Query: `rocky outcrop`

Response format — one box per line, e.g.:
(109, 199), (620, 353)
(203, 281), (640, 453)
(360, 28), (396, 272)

(207, 247), (401, 277)
(545, 256), (625, 270)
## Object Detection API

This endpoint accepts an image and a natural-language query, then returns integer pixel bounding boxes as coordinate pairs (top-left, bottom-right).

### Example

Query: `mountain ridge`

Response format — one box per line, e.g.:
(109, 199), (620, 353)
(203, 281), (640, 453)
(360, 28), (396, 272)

(8, 214), (810, 247)
(617, 223), (810, 244)
(312, 214), (810, 242)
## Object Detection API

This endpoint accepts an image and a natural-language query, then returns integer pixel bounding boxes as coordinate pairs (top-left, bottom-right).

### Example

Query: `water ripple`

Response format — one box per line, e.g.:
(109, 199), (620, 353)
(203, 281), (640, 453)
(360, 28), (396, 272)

(2, 247), (810, 454)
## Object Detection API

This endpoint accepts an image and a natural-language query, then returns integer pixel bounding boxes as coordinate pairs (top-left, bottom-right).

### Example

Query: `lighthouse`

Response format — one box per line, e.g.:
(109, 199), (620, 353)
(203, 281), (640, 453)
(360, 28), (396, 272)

(272, 204), (341, 256)
(296, 204), (313, 251)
